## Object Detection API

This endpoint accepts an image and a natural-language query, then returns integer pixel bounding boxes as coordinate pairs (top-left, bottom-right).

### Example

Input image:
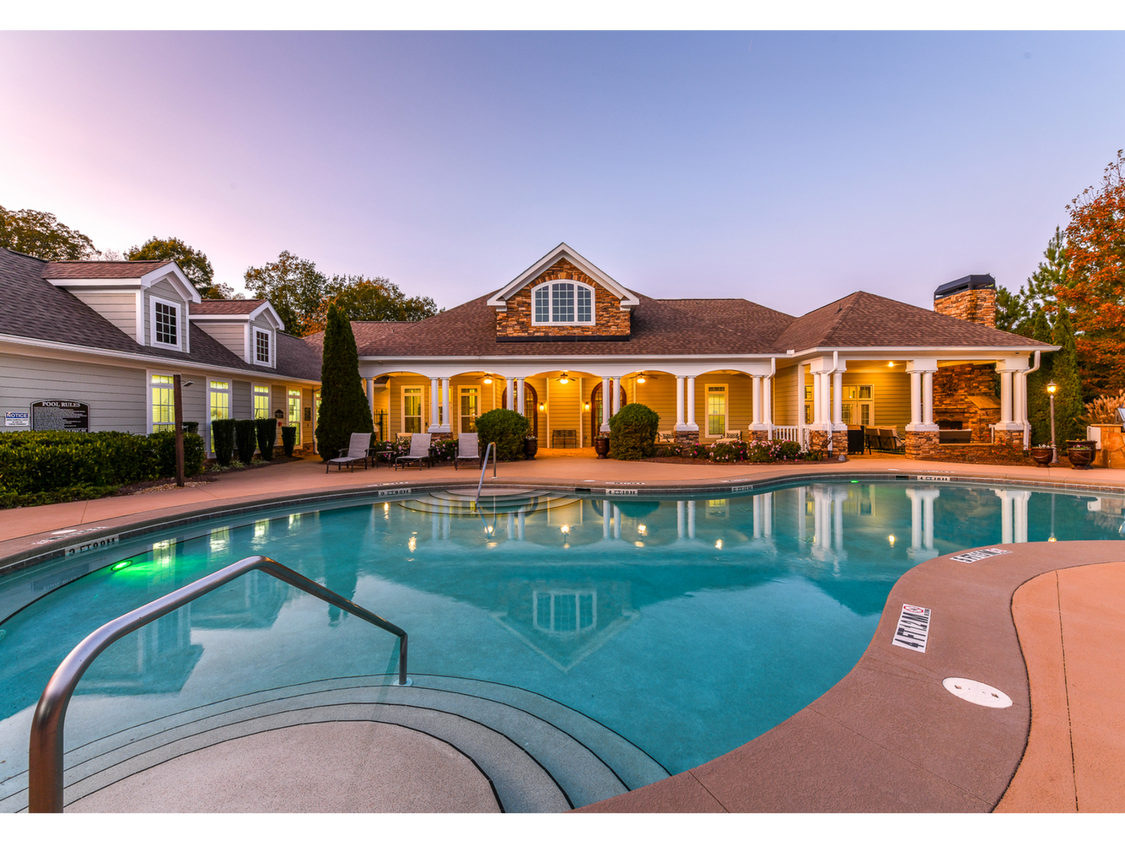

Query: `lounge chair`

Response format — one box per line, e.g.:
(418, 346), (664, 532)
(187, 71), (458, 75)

(325, 433), (374, 473)
(453, 433), (481, 470)
(394, 433), (432, 470)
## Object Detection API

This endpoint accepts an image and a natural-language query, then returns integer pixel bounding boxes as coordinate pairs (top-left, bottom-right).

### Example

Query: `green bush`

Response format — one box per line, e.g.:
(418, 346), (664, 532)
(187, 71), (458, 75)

(315, 302), (373, 461)
(474, 408), (530, 461)
(235, 419), (258, 463)
(281, 426), (298, 457)
(211, 418), (236, 466)
(149, 431), (205, 478)
(608, 403), (660, 460)
(255, 418), (277, 460)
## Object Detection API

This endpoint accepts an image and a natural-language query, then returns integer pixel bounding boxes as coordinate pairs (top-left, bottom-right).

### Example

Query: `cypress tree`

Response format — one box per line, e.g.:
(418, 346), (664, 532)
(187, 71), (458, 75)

(1050, 309), (1085, 444)
(314, 303), (373, 460)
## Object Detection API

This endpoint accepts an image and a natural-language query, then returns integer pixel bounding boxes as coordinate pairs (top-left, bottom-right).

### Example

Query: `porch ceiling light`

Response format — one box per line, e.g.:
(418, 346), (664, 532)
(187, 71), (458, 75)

(558, 372), (570, 385)
(483, 375), (493, 384)
(887, 361), (894, 367)
(637, 375), (646, 384)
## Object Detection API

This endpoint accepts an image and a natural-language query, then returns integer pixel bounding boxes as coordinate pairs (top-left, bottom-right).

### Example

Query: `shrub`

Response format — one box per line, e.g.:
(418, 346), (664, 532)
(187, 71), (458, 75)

(315, 303), (373, 461)
(235, 419), (258, 463)
(775, 439), (802, 459)
(431, 438), (457, 463)
(149, 430), (206, 478)
(608, 403), (660, 460)
(1080, 389), (1125, 425)
(281, 426), (298, 457)
(474, 408), (530, 461)
(211, 418), (236, 466)
(183, 421), (200, 435)
(255, 418), (277, 460)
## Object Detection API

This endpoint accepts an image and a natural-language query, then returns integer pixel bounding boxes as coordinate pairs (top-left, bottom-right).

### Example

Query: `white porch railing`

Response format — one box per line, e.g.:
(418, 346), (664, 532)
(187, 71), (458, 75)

(772, 425), (809, 447)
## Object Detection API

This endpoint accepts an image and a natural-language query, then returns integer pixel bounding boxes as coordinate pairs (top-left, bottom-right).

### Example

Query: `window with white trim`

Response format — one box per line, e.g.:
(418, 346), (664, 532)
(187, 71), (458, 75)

(842, 385), (874, 427)
(150, 297), (182, 349)
(402, 386), (423, 434)
(151, 374), (175, 432)
(533, 589), (596, 635)
(209, 381), (231, 423)
(706, 384), (727, 437)
(531, 281), (594, 326)
(254, 328), (274, 367)
(459, 386), (478, 433)
(288, 388), (302, 444)
(253, 384), (270, 419)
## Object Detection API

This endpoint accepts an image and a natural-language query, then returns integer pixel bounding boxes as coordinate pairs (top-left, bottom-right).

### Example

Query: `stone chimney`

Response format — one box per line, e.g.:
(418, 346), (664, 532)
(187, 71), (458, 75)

(934, 274), (997, 328)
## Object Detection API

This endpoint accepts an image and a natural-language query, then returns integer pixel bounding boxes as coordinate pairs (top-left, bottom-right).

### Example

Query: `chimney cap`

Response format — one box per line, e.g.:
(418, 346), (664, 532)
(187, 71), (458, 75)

(935, 274), (996, 299)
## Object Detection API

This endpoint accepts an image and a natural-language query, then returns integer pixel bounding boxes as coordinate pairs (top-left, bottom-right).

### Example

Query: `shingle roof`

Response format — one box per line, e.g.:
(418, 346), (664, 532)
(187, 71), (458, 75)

(774, 291), (1053, 351)
(191, 299), (268, 315)
(41, 260), (173, 280)
(0, 248), (320, 380)
(346, 294), (799, 358)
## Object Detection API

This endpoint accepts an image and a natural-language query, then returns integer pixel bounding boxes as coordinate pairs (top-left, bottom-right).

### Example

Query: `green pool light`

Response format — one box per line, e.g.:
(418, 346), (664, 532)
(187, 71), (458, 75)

(850, 480), (859, 483)
(110, 560), (133, 572)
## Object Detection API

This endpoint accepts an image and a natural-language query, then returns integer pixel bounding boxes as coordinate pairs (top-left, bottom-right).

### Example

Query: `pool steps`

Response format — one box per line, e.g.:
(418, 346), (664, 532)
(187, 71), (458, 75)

(1, 675), (667, 813)
(396, 488), (582, 516)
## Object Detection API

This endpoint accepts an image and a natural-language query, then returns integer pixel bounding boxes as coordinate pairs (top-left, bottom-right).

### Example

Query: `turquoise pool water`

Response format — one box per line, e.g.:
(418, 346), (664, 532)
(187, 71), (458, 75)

(1, 480), (1123, 803)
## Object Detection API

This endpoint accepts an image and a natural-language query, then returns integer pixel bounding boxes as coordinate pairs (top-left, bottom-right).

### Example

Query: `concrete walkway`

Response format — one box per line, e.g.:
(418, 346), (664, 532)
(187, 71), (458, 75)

(4, 451), (1125, 812)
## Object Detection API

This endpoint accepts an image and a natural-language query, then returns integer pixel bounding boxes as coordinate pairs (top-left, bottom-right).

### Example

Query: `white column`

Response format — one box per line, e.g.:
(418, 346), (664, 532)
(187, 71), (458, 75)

(686, 377), (697, 429)
(686, 500), (696, 540)
(908, 371), (921, 430)
(429, 377), (440, 431)
(611, 377), (622, 414)
(1013, 371), (1026, 427)
(517, 378), (526, 417)
(675, 376), (686, 430)
(922, 371), (934, 427)
(753, 495), (762, 539)
(751, 376), (764, 430)
(999, 370), (1013, 425)
(833, 490), (844, 550)
(762, 376), (773, 429)
(614, 504), (622, 540)
(797, 365), (806, 435)
(604, 505), (612, 540)
(439, 378), (451, 432)
(601, 376), (611, 432)
(505, 378), (514, 411)
(812, 370), (823, 426)
(832, 370), (843, 428)
(677, 500), (686, 539)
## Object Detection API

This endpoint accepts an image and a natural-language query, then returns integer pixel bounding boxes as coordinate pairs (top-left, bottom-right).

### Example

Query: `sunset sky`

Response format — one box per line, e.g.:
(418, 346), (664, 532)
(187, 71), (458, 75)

(3, 21), (1124, 316)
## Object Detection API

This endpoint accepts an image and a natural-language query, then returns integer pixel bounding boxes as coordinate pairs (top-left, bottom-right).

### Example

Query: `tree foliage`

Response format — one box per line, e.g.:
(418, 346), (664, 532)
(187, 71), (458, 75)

(314, 303), (373, 461)
(0, 205), (100, 260)
(127, 236), (235, 299)
(244, 251), (438, 337)
(1060, 149), (1125, 335)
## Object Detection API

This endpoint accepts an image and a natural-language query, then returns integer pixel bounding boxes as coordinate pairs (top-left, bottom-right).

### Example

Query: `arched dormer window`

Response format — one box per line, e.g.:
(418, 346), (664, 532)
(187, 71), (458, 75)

(532, 280), (594, 326)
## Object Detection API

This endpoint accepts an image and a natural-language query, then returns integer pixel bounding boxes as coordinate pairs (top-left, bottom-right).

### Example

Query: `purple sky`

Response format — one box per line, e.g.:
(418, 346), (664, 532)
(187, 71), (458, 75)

(3, 30), (1124, 316)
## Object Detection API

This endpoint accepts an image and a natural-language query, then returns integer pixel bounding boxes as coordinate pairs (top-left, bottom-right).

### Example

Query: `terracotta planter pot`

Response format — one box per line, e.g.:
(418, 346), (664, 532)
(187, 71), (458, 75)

(594, 436), (610, 459)
(524, 436), (538, 460)
(1030, 446), (1054, 467)
(1067, 446), (1094, 469)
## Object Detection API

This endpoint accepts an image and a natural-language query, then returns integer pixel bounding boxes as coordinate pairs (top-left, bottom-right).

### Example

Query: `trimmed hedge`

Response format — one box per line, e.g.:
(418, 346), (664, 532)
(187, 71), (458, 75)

(474, 408), (530, 461)
(255, 418), (277, 460)
(281, 426), (298, 457)
(211, 418), (236, 466)
(235, 419), (258, 464)
(0, 429), (205, 507)
(608, 403), (660, 460)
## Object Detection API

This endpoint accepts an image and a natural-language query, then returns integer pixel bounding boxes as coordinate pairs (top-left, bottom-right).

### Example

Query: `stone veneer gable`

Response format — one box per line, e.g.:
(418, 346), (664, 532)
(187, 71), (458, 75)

(494, 259), (631, 339)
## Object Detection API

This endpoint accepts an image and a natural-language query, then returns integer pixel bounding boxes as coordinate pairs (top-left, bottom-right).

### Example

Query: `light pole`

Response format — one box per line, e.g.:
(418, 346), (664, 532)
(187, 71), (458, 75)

(173, 376), (194, 487)
(1047, 381), (1058, 464)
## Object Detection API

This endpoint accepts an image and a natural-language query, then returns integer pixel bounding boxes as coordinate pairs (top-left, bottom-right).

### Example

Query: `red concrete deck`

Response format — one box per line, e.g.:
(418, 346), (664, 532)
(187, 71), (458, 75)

(3, 451), (1125, 812)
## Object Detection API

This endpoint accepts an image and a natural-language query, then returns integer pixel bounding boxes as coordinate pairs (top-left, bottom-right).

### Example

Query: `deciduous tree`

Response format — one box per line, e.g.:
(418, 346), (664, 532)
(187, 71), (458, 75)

(127, 236), (235, 299)
(314, 303), (373, 461)
(0, 205), (100, 260)
(244, 251), (329, 337)
(299, 275), (439, 334)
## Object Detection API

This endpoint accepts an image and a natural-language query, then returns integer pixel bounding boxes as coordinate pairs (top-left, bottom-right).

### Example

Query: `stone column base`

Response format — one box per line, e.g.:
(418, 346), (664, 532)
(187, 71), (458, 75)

(675, 430), (699, 445)
(749, 430), (770, 442)
(905, 430), (939, 460)
(808, 430), (848, 455)
(993, 429), (1025, 450)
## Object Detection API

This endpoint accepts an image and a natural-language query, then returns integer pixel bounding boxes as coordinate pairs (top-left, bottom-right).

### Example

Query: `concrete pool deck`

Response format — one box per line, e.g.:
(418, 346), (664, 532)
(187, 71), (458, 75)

(2, 450), (1124, 812)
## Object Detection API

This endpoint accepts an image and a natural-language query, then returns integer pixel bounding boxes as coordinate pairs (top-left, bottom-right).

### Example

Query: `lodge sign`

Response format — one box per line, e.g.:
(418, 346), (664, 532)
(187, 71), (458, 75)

(31, 400), (90, 432)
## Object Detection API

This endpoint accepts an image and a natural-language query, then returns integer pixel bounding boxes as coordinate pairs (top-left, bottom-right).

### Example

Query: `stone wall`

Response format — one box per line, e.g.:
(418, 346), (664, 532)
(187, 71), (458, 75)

(674, 430), (700, 444)
(495, 259), (631, 338)
(934, 287), (997, 328)
(808, 429), (847, 454)
(932, 364), (1000, 442)
(905, 430), (939, 460)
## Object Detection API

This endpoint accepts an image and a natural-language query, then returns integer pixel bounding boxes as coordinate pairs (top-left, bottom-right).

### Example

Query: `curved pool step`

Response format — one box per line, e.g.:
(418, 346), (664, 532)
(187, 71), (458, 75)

(397, 489), (581, 516)
(5, 675), (666, 813)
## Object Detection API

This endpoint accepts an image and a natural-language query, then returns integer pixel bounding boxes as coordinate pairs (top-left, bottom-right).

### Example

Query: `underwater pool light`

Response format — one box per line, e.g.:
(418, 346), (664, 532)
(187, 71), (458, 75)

(110, 560), (133, 572)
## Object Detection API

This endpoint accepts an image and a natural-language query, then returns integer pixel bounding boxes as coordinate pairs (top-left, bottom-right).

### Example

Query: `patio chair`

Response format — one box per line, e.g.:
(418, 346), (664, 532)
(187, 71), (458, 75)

(325, 433), (374, 473)
(453, 433), (481, 470)
(715, 430), (743, 444)
(657, 430), (674, 443)
(394, 433), (432, 470)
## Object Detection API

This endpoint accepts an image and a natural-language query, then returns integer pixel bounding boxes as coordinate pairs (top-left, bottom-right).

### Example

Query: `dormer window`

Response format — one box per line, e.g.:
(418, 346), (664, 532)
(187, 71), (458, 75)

(150, 296), (182, 350)
(532, 281), (594, 326)
(254, 328), (274, 367)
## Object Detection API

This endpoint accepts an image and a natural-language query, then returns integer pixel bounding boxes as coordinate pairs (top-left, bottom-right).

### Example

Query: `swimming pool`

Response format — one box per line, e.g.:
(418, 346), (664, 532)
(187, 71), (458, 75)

(1, 480), (1123, 809)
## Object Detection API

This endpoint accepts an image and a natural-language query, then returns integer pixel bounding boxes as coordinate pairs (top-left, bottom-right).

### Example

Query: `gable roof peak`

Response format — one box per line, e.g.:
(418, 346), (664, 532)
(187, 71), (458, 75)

(486, 243), (641, 312)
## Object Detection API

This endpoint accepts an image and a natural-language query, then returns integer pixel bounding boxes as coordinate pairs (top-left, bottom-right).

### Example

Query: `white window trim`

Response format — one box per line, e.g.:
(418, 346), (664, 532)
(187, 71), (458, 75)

(530, 280), (596, 327)
(149, 295), (184, 351)
(843, 384), (876, 427)
(253, 327), (275, 368)
(704, 383), (728, 439)
(402, 385), (423, 435)
(288, 388), (303, 445)
(148, 370), (175, 433)
(252, 383), (271, 419)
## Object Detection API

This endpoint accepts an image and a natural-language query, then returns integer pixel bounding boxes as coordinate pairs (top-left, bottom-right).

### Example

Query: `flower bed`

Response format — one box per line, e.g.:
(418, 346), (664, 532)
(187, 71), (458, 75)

(648, 439), (824, 464)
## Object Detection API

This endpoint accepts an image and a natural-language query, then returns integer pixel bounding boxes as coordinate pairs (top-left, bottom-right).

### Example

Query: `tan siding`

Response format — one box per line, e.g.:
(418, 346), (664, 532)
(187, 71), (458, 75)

(545, 377), (582, 447)
(69, 289), (137, 341)
(773, 366), (798, 426)
(631, 376), (677, 435)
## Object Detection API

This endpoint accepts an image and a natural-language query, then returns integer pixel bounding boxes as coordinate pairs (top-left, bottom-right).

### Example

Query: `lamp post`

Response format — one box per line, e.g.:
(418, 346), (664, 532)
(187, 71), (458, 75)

(1047, 381), (1058, 464)
(173, 376), (193, 487)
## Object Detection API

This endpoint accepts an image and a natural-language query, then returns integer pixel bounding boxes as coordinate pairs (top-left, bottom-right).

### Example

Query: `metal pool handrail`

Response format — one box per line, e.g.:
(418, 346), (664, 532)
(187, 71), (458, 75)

(28, 554), (409, 813)
(476, 441), (497, 502)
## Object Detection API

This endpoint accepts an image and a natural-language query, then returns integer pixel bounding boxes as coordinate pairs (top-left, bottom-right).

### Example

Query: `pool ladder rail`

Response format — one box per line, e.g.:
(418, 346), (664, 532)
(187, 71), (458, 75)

(475, 440), (498, 502)
(27, 554), (410, 814)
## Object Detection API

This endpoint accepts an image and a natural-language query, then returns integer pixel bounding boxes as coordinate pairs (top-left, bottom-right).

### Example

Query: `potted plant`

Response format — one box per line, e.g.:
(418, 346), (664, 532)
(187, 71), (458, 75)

(1029, 445), (1054, 467)
(524, 435), (538, 460)
(594, 434), (610, 459)
(1066, 441), (1094, 469)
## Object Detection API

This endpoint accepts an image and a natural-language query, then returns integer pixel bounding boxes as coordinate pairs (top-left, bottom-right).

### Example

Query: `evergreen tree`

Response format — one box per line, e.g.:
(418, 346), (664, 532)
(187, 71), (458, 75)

(1049, 308), (1085, 444)
(314, 303), (373, 460)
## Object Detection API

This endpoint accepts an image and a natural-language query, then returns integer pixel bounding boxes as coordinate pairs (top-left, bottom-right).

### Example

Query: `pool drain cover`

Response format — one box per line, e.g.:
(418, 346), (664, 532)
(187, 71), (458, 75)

(942, 677), (1012, 708)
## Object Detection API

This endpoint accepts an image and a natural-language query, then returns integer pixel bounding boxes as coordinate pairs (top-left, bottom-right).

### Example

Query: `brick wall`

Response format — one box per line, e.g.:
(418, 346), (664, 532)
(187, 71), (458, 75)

(495, 259), (631, 338)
